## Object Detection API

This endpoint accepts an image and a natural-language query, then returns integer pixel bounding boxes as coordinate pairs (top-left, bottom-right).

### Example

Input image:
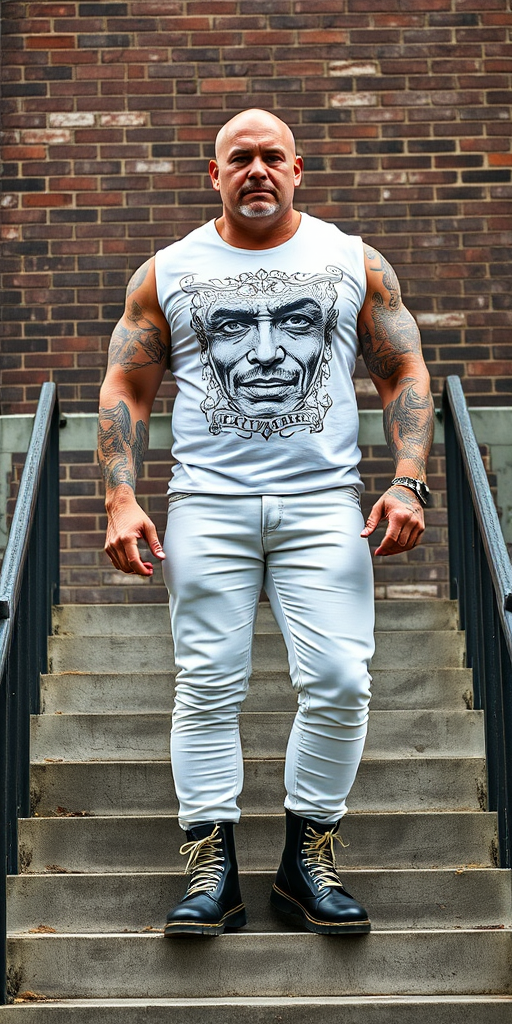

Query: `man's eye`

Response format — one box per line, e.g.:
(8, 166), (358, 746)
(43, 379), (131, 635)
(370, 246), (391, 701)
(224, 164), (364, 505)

(219, 320), (246, 334)
(280, 315), (310, 328)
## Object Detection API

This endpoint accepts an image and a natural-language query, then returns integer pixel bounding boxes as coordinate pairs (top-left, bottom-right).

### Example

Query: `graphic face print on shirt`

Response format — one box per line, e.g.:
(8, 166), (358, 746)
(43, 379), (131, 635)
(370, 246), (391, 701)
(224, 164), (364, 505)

(180, 267), (342, 440)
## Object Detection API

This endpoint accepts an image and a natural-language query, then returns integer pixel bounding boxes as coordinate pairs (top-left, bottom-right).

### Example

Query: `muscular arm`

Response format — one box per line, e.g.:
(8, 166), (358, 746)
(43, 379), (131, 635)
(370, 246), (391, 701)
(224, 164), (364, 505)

(98, 258), (171, 575)
(357, 244), (434, 556)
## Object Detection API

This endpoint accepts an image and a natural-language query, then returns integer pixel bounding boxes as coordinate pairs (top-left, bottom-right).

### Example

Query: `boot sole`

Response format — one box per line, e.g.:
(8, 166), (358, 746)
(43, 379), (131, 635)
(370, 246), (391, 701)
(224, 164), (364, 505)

(164, 903), (247, 938)
(271, 884), (371, 935)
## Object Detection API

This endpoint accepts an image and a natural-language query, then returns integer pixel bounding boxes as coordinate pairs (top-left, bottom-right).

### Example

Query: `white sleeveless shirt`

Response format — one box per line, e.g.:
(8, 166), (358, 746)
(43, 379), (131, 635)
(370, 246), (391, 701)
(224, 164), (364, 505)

(155, 213), (366, 495)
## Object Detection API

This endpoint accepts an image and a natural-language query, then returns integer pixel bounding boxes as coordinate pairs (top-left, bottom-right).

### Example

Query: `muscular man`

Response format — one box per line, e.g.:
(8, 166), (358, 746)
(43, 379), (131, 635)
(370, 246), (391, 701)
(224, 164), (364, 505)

(99, 108), (434, 938)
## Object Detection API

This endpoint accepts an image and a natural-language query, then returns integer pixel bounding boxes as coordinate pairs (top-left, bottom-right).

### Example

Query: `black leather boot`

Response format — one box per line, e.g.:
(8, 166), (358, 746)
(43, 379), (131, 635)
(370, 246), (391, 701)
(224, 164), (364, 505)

(164, 821), (247, 937)
(270, 808), (371, 934)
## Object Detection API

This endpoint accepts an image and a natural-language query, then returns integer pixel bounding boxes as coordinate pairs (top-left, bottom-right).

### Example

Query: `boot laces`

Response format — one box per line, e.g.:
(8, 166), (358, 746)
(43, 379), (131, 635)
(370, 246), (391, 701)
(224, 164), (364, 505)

(179, 825), (225, 896)
(302, 824), (348, 891)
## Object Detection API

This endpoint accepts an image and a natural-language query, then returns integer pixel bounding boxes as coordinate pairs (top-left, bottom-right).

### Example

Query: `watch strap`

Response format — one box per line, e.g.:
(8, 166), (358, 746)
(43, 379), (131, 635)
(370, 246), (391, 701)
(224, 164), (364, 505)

(391, 476), (430, 507)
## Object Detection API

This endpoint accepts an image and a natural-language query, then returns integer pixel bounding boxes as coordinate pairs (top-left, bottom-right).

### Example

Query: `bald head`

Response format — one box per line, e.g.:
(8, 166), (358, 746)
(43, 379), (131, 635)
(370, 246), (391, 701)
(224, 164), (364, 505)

(215, 108), (297, 160)
(209, 107), (303, 245)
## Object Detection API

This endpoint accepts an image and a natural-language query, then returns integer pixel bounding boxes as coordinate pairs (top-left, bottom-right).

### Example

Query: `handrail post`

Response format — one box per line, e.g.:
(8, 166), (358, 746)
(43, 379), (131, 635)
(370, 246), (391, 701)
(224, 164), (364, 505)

(443, 391), (461, 608)
(49, 395), (61, 610)
(499, 629), (512, 863)
(0, 383), (60, 1004)
(443, 375), (512, 868)
(0, 649), (7, 1006)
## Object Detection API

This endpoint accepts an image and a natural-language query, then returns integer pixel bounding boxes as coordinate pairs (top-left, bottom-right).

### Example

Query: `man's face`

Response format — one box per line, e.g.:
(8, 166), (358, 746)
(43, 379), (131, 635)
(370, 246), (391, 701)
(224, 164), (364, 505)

(209, 115), (303, 227)
(202, 293), (327, 418)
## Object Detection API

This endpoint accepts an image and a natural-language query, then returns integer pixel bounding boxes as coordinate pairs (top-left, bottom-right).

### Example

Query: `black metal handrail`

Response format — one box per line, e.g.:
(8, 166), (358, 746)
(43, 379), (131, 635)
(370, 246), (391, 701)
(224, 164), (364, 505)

(443, 375), (512, 869)
(0, 382), (60, 1005)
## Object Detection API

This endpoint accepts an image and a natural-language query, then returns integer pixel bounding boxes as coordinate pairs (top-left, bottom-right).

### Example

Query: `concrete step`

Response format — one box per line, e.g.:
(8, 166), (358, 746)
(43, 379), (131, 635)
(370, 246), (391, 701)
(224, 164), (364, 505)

(52, 600), (460, 636)
(30, 710), (485, 762)
(6, 931), (512, 1000)
(40, 667), (475, 714)
(3, 996), (512, 1024)
(7, 869), (511, 934)
(47, 631), (466, 674)
(30, 757), (486, 817)
(19, 812), (497, 873)
(7, 598), (509, 1015)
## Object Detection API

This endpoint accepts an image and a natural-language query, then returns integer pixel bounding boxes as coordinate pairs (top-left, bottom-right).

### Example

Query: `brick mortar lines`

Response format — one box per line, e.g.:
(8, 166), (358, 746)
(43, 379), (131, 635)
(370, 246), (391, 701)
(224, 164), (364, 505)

(1, 3), (512, 416)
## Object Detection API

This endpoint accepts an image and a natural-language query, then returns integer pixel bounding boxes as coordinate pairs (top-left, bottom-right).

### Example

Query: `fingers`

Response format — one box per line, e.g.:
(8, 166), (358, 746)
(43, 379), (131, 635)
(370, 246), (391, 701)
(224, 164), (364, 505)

(105, 533), (154, 576)
(361, 489), (425, 557)
(125, 537), (156, 576)
(374, 517), (424, 556)
(145, 521), (166, 561)
(104, 507), (164, 577)
(360, 497), (384, 538)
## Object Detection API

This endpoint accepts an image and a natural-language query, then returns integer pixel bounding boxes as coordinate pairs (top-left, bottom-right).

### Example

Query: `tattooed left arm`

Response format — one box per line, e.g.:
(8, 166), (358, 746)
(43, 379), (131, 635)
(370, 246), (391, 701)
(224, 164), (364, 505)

(357, 243), (434, 556)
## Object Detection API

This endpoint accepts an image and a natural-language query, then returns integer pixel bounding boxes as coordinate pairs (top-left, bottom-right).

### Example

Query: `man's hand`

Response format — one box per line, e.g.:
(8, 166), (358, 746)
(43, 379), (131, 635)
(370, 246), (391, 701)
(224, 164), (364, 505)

(361, 484), (425, 556)
(104, 494), (165, 576)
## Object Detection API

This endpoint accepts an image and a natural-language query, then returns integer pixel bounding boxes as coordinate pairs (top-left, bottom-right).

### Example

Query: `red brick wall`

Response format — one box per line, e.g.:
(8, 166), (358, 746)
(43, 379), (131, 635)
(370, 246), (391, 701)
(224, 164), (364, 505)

(2, 0), (512, 414)
(1, 2), (511, 602)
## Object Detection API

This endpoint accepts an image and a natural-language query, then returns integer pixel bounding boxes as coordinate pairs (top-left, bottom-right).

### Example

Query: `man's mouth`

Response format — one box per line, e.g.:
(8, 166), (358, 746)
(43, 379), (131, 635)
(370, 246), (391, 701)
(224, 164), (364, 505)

(243, 378), (287, 383)
(238, 375), (298, 396)
(241, 190), (276, 198)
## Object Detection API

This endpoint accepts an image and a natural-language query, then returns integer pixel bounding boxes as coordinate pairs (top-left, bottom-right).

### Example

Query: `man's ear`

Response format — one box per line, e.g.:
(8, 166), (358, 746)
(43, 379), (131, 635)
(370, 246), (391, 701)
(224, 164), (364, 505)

(294, 155), (304, 187)
(209, 159), (221, 191)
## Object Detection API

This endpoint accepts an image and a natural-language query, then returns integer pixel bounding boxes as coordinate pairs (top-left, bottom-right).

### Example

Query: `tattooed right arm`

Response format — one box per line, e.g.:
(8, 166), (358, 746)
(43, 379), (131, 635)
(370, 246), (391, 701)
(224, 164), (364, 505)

(98, 257), (170, 575)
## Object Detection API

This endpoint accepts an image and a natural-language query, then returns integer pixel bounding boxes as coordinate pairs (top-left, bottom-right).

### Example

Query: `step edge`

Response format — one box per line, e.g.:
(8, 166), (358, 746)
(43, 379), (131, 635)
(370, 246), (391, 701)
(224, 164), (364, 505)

(6, 995), (512, 1007)
(9, 867), (511, 880)
(7, 927), (512, 939)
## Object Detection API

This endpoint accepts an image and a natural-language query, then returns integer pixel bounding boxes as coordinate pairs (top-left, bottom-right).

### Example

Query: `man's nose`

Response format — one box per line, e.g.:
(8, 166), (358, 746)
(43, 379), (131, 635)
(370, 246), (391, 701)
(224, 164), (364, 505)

(247, 322), (285, 366)
(247, 155), (268, 179)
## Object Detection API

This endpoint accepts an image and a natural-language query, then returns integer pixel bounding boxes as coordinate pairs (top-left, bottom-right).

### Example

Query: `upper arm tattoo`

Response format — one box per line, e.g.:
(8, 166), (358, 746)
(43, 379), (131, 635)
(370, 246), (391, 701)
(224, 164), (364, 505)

(359, 246), (421, 380)
(98, 399), (148, 491)
(126, 260), (151, 297)
(109, 300), (167, 374)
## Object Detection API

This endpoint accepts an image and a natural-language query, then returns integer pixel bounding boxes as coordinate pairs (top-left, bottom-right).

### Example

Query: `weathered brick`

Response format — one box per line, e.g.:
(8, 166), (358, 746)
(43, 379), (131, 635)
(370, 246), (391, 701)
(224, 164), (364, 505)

(1, 0), (511, 604)
(329, 60), (378, 76)
(100, 113), (148, 126)
(331, 92), (378, 108)
(49, 113), (96, 128)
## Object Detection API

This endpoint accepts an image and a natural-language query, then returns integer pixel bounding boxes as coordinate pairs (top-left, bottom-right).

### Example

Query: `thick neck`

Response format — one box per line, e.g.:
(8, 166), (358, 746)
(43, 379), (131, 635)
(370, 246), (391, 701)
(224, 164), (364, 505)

(214, 207), (302, 250)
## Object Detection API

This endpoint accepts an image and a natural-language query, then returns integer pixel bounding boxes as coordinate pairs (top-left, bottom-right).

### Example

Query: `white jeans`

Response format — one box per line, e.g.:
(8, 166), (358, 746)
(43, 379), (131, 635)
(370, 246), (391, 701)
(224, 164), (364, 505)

(162, 488), (375, 829)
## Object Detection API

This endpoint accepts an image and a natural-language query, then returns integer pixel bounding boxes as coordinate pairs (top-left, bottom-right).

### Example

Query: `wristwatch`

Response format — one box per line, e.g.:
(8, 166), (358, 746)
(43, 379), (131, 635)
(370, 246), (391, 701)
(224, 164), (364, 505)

(391, 476), (431, 507)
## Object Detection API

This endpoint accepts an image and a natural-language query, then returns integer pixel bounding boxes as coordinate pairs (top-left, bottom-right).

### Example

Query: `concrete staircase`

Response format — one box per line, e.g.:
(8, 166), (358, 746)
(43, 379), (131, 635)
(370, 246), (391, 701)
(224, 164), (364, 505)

(2, 600), (512, 1020)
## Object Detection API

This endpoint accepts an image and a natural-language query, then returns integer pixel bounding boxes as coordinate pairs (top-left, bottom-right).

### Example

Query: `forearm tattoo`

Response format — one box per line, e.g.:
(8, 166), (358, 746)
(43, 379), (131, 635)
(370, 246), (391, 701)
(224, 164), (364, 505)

(108, 300), (166, 374)
(384, 378), (434, 478)
(359, 247), (421, 381)
(389, 486), (421, 509)
(98, 399), (148, 491)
